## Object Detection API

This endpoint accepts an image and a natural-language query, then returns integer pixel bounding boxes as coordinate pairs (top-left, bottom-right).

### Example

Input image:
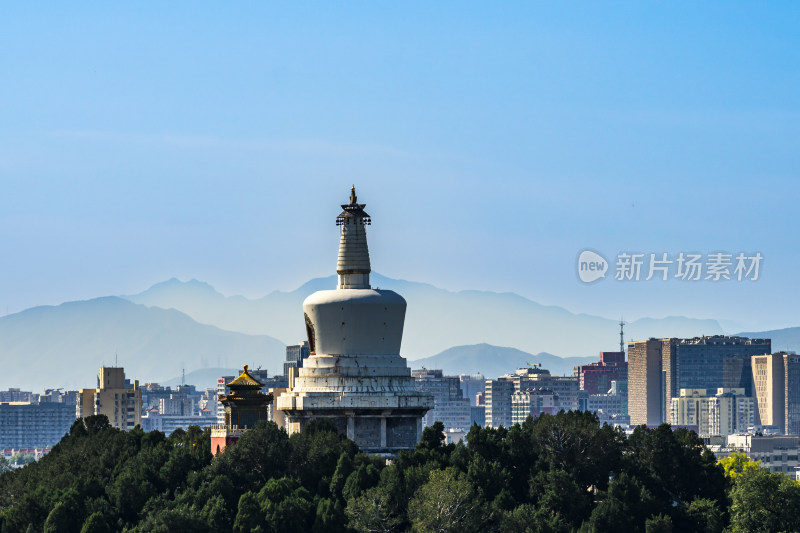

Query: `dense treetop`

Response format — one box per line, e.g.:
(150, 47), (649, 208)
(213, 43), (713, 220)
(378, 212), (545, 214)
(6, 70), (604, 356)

(0, 412), (798, 533)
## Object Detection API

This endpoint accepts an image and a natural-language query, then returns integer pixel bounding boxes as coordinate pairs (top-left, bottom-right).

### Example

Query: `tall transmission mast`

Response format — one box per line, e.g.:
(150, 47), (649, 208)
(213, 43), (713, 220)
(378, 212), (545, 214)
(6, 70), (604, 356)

(619, 318), (626, 356)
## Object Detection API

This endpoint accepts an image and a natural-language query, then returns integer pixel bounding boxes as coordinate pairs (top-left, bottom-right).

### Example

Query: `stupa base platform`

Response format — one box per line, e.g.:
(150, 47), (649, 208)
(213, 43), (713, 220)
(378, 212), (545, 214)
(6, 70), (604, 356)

(281, 407), (426, 453)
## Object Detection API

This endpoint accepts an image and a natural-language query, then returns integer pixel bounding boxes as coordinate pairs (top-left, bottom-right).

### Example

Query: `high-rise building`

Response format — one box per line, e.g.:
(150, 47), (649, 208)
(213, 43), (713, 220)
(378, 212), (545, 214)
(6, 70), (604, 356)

(485, 377), (514, 428)
(511, 388), (557, 425)
(785, 353), (800, 436)
(470, 405), (485, 427)
(508, 367), (580, 411)
(670, 388), (708, 432)
(0, 402), (76, 449)
(413, 369), (471, 432)
(485, 367), (580, 428)
(459, 374), (485, 406)
(284, 341), (310, 378)
(159, 394), (196, 416)
(38, 389), (78, 406)
(707, 389), (755, 436)
(586, 380), (628, 424)
(216, 375), (235, 425)
(573, 351), (627, 395)
(670, 387), (755, 436)
(662, 336), (770, 423)
(277, 188), (433, 454)
(77, 367), (142, 431)
(0, 389), (36, 403)
(628, 339), (664, 426)
(752, 353), (786, 433)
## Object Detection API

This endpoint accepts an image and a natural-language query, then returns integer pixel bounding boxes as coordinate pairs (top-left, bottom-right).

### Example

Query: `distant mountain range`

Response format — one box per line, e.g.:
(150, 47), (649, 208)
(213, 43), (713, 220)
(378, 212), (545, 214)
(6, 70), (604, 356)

(735, 327), (800, 353)
(125, 274), (730, 359)
(0, 298), (285, 391)
(410, 344), (596, 378)
(1, 275), (795, 391)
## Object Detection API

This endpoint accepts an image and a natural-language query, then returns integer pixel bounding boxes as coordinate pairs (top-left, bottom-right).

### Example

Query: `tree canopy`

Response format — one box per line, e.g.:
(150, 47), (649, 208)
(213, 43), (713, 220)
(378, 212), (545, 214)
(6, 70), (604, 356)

(0, 412), (798, 532)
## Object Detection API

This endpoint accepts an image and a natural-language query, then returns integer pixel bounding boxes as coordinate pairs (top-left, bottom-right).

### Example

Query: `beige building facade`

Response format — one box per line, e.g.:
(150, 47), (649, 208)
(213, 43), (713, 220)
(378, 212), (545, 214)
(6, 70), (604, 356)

(752, 353), (785, 433)
(77, 367), (142, 430)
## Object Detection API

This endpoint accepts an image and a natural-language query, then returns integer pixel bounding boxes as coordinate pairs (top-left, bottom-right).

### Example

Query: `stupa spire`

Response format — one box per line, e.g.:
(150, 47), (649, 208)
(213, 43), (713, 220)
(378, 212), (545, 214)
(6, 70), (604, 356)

(336, 186), (371, 289)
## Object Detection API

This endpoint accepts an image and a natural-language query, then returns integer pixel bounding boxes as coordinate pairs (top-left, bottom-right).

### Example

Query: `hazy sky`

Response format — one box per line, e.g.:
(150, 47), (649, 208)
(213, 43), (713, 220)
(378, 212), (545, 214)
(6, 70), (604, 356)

(1, 3), (798, 330)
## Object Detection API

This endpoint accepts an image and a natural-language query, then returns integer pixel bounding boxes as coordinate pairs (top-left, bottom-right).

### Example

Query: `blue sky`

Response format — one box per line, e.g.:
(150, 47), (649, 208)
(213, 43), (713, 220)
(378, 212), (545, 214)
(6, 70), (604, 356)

(1, 3), (798, 330)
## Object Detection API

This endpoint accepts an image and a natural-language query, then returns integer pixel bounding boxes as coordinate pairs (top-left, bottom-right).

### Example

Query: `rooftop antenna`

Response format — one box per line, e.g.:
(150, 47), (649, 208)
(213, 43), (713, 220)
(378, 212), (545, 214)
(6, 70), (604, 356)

(181, 366), (185, 387)
(115, 351), (118, 367)
(619, 318), (626, 357)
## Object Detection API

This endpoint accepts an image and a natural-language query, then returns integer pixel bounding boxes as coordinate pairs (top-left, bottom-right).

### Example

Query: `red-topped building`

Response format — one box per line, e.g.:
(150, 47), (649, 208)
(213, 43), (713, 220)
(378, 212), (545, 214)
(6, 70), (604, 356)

(210, 366), (273, 456)
(573, 352), (627, 395)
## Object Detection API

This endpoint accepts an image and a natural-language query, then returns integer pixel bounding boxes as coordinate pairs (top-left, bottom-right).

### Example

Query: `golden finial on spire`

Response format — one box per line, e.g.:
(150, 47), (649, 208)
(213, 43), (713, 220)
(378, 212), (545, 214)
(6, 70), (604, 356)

(350, 185), (357, 204)
(243, 364), (248, 372)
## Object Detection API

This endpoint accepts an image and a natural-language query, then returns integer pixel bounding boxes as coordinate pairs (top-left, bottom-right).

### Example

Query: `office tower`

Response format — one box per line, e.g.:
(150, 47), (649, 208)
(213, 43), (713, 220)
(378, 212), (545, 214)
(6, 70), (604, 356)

(284, 341), (310, 378)
(785, 353), (800, 436)
(485, 377), (515, 428)
(752, 353), (786, 433)
(628, 338), (664, 426)
(413, 369), (471, 432)
(459, 374), (485, 406)
(662, 336), (770, 423)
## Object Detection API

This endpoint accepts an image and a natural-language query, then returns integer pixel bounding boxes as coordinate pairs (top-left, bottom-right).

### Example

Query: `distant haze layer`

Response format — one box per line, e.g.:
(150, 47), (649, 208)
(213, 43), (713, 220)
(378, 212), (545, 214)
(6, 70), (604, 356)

(2, 275), (793, 391)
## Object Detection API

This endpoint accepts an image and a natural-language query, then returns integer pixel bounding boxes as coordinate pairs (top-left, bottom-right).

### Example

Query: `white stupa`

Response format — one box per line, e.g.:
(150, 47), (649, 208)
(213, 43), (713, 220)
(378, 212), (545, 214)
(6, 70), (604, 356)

(277, 186), (433, 453)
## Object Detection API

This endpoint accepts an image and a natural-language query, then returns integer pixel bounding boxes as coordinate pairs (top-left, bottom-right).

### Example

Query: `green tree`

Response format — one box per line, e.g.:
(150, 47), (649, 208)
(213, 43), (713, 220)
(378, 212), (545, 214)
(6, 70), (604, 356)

(44, 500), (81, 533)
(408, 468), (486, 533)
(645, 514), (672, 533)
(624, 425), (726, 514)
(312, 498), (347, 533)
(684, 498), (724, 533)
(289, 419), (357, 493)
(729, 466), (800, 533)
(342, 459), (382, 502)
(330, 452), (355, 501)
(586, 473), (656, 533)
(233, 491), (264, 533)
(531, 411), (624, 492)
(718, 452), (760, 480)
(418, 422), (446, 451)
(79, 513), (111, 533)
(346, 485), (403, 533)
(498, 504), (570, 533)
(529, 469), (592, 528)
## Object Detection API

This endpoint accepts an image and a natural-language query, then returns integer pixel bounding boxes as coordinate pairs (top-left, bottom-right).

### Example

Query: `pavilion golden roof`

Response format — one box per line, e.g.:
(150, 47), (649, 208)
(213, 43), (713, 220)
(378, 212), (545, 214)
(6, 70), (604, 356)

(226, 365), (265, 388)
